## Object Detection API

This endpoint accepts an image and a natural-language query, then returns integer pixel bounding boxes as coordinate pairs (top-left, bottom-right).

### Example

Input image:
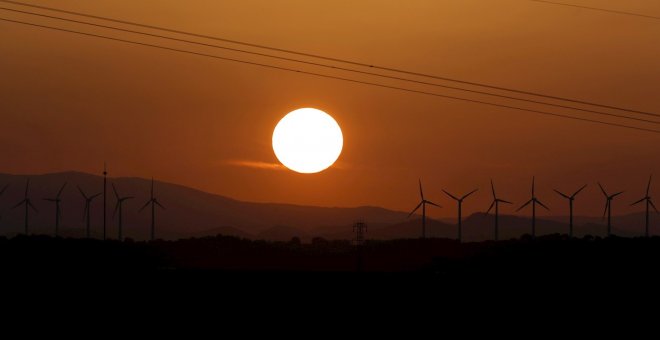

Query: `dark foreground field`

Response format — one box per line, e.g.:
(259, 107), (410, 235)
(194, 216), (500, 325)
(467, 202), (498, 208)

(2, 234), (660, 282)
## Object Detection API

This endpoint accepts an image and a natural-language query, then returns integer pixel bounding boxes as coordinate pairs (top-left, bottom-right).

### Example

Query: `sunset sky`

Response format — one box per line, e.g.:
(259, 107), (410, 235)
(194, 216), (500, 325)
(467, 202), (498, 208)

(1, 0), (659, 219)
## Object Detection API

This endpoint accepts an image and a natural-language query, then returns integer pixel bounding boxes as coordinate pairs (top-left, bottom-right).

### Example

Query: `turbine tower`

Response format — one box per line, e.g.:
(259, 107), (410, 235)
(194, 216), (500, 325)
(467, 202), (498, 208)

(517, 177), (549, 239)
(0, 184), (9, 221)
(103, 162), (107, 241)
(553, 184), (587, 238)
(44, 182), (67, 237)
(407, 179), (441, 239)
(598, 182), (623, 237)
(486, 180), (512, 241)
(443, 188), (478, 242)
(12, 179), (38, 235)
(112, 183), (134, 241)
(78, 186), (101, 238)
(631, 175), (657, 237)
(140, 178), (165, 241)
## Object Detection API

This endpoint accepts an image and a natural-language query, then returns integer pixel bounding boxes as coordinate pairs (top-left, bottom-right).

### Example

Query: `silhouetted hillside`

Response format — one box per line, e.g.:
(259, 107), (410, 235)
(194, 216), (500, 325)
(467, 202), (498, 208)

(188, 226), (254, 239)
(321, 218), (456, 240)
(542, 212), (653, 237)
(461, 212), (567, 241)
(257, 225), (310, 242)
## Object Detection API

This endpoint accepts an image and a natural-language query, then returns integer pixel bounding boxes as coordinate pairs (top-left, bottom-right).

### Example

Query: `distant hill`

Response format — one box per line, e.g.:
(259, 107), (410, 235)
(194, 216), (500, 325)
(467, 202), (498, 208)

(540, 213), (652, 237)
(188, 226), (254, 240)
(443, 212), (654, 241)
(321, 214), (577, 241)
(321, 218), (455, 240)
(256, 225), (310, 242)
(321, 212), (657, 241)
(0, 172), (410, 240)
(0, 171), (655, 241)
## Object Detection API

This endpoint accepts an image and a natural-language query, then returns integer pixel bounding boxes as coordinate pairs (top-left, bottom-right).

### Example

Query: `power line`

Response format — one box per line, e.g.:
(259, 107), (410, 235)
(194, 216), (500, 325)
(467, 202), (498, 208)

(1, 0), (658, 119)
(3, 6), (658, 126)
(2, 17), (659, 135)
(527, 0), (660, 21)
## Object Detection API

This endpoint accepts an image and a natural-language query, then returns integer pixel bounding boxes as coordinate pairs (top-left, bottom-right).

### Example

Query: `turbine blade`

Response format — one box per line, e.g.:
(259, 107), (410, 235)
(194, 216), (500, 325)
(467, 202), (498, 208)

(486, 201), (495, 214)
(598, 182), (607, 197)
(155, 201), (165, 210)
(0, 184), (8, 196)
(57, 182), (67, 198)
(43, 198), (56, 202)
(24, 179), (30, 198)
(77, 186), (88, 199)
(151, 178), (155, 199)
(490, 179), (496, 199)
(647, 175), (653, 196)
(124, 196), (135, 200)
(499, 199), (513, 204)
(462, 188), (479, 200)
(28, 201), (38, 213)
(139, 201), (151, 212)
(90, 193), (101, 200)
(408, 201), (423, 218)
(532, 176), (535, 196)
(426, 200), (441, 208)
(553, 189), (569, 199)
(418, 179), (424, 200)
(517, 199), (532, 212)
(631, 197), (646, 206)
(572, 184), (588, 198)
(12, 200), (26, 209)
(612, 191), (624, 198)
(602, 200), (609, 219)
(536, 200), (550, 211)
(442, 190), (459, 201)
(650, 200), (659, 214)
(112, 183), (119, 199)
(113, 202), (120, 218)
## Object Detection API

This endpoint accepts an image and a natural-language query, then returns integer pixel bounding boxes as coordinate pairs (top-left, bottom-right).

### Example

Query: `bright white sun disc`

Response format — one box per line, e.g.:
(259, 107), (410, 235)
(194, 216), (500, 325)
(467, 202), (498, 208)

(272, 108), (343, 174)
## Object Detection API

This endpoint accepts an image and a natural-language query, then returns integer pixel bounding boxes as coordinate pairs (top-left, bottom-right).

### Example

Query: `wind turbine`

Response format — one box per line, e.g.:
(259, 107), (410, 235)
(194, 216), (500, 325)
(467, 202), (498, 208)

(631, 176), (658, 238)
(598, 182), (623, 237)
(43, 182), (67, 237)
(486, 180), (512, 241)
(517, 177), (549, 239)
(407, 179), (441, 239)
(443, 188), (478, 242)
(553, 184), (587, 238)
(140, 178), (165, 241)
(78, 186), (101, 238)
(12, 179), (38, 235)
(103, 162), (108, 241)
(112, 183), (134, 241)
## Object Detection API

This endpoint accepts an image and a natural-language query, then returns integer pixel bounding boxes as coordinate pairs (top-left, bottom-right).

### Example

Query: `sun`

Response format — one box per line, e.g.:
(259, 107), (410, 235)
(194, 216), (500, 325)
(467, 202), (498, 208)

(272, 108), (343, 174)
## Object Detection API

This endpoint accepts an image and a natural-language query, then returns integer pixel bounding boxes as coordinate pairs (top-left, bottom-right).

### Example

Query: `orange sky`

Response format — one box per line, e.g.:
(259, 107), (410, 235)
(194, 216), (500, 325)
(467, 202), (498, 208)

(1, 0), (659, 219)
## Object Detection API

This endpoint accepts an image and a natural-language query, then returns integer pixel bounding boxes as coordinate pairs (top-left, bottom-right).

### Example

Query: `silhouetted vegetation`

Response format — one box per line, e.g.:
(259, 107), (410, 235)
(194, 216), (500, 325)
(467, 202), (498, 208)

(2, 234), (660, 281)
